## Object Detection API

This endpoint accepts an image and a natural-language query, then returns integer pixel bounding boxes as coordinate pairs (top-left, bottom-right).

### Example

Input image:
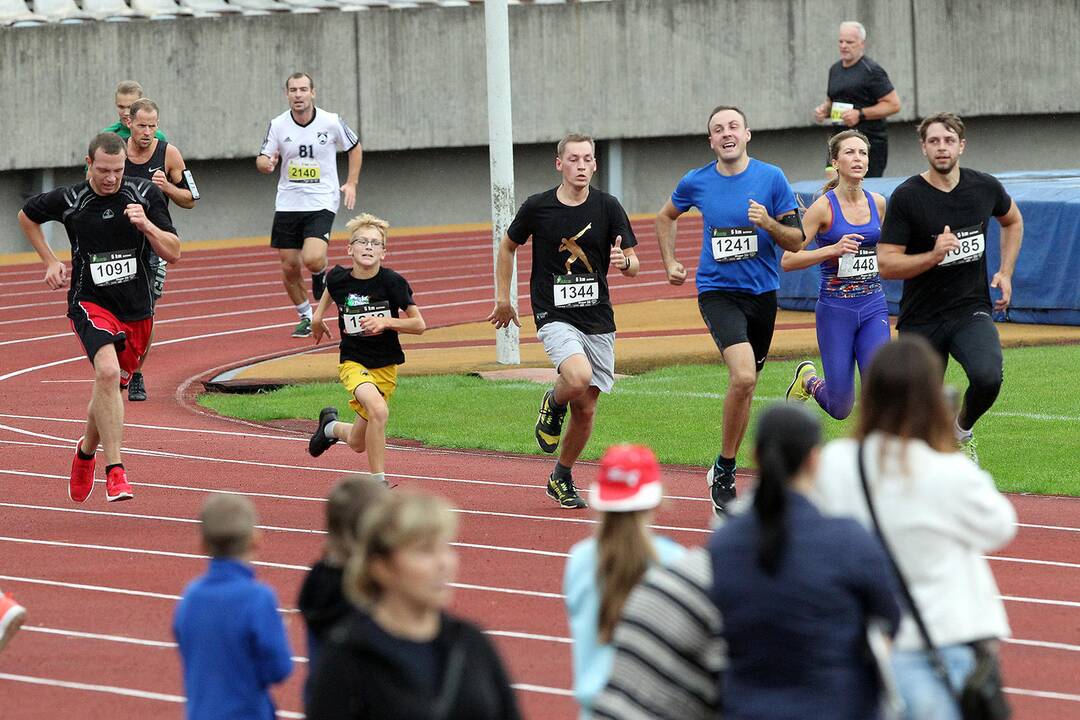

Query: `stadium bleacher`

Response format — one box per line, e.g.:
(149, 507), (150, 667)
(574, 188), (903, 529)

(1, 0), (605, 24)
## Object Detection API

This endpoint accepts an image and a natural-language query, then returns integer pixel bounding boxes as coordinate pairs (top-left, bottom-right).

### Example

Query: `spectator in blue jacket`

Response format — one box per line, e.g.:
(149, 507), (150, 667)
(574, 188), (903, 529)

(174, 493), (293, 720)
(708, 404), (901, 719)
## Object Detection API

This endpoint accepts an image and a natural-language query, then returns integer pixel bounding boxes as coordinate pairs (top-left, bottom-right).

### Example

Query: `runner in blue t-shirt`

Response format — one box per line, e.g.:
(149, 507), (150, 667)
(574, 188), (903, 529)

(781, 130), (890, 421)
(656, 106), (804, 515)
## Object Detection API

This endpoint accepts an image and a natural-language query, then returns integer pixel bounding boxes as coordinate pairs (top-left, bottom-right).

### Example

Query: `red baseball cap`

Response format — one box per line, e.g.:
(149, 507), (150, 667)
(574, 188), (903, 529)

(590, 444), (663, 512)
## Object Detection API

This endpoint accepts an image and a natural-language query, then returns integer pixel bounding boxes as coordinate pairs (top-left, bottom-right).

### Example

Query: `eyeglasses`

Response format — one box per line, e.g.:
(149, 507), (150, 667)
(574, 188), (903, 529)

(350, 238), (385, 248)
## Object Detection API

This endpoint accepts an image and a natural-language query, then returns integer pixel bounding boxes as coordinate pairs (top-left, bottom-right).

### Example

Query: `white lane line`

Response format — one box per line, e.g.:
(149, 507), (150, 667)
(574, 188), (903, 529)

(989, 556), (1080, 570)
(1001, 595), (1080, 609)
(1003, 687), (1080, 703)
(1004, 637), (1080, 653)
(0, 321), (298, 382)
(1016, 523), (1080, 533)
(510, 683), (574, 697)
(0, 673), (305, 717)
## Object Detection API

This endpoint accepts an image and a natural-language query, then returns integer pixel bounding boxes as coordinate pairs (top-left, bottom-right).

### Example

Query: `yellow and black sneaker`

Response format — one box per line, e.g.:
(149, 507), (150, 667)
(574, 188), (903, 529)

(534, 389), (567, 453)
(546, 472), (588, 509)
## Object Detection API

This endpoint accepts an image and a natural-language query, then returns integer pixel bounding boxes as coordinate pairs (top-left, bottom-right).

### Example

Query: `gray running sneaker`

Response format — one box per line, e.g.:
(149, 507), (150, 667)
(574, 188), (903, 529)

(292, 317), (313, 338)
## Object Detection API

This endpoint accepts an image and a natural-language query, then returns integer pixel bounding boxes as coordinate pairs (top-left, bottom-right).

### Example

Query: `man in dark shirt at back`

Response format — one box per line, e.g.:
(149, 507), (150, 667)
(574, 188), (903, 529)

(814, 21), (901, 177)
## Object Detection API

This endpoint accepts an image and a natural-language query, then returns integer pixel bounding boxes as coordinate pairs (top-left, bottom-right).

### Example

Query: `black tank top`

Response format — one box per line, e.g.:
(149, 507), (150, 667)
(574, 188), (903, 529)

(125, 140), (169, 182)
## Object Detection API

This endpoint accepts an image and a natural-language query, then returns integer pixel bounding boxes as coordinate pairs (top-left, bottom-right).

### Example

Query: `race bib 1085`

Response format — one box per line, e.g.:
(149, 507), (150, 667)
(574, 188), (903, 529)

(553, 273), (599, 308)
(939, 224), (985, 267)
(89, 249), (137, 286)
(711, 226), (758, 263)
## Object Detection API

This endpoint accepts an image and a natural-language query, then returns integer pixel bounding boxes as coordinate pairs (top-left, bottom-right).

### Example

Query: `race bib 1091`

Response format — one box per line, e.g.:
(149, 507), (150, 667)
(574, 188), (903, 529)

(89, 249), (137, 286)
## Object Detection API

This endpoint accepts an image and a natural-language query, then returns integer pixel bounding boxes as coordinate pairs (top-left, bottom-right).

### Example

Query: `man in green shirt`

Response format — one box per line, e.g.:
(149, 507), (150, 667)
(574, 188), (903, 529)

(102, 80), (167, 142)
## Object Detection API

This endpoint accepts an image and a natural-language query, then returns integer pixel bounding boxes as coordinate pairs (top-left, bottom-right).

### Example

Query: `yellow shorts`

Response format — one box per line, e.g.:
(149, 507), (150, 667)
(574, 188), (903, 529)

(338, 362), (398, 421)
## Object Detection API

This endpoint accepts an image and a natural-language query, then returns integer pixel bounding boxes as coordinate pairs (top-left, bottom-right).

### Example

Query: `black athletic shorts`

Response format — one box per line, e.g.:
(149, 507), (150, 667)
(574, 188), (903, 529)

(270, 210), (335, 250)
(698, 289), (778, 372)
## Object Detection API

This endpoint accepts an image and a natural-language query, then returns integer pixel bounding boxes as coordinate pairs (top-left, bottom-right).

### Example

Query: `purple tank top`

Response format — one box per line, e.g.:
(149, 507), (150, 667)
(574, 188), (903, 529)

(816, 189), (882, 298)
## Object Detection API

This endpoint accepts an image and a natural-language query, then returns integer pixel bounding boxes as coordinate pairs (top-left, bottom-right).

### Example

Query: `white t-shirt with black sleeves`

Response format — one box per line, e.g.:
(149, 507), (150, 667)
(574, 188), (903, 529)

(259, 107), (359, 213)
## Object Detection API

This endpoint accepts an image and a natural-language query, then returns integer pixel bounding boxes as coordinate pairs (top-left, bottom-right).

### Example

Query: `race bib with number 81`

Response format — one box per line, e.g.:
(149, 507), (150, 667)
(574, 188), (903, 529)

(939, 224), (985, 267)
(90, 249), (137, 286)
(553, 273), (599, 308)
(711, 227), (758, 263)
(343, 301), (391, 335)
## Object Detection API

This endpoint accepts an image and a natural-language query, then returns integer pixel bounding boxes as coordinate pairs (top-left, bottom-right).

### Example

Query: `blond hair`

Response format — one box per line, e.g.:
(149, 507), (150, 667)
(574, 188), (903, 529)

(557, 133), (595, 159)
(324, 475), (388, 566)
(345, 492), (457, 608)
(115, 80), (144, 99)
(200, 493), (257, 558)
(346, 213), (391, 249)
(596, 510), (657, 643)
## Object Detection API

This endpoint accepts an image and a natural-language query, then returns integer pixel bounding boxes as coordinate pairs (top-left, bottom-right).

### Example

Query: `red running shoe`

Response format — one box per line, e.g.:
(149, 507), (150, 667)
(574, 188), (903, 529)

(105, 466), (134, 502)
(0, 593), (26, 653)
(69, 437), (95, 503)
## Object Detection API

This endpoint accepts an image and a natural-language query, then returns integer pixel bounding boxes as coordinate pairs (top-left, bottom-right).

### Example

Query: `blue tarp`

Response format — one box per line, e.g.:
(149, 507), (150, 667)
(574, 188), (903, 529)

(780, 170), (1080, 325)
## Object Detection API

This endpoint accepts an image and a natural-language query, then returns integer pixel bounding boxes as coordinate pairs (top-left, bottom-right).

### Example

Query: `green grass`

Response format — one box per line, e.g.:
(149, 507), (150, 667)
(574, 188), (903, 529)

(199, 344), (1080, 496)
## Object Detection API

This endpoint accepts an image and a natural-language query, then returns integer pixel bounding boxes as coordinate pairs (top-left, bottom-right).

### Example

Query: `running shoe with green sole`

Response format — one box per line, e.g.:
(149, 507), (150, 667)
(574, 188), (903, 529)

(958, 433), (979, 466)
(292, 317), (313, 338)
(785, 360), (817, 403)
(547, 472), (588, 509)
(534, 389), (567, 453)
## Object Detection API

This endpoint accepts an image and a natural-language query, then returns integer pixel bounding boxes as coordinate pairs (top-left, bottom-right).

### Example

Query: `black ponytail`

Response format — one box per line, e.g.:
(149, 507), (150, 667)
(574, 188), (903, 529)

(753, 404), (822, 575)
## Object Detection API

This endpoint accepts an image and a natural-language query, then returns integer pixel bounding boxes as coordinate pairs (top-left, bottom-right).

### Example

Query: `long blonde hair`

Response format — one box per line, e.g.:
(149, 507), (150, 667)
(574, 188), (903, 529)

(596, 510), (656, 643)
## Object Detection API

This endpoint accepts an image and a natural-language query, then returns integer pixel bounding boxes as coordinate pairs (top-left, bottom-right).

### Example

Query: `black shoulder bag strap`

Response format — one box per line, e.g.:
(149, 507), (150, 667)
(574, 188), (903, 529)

(857, 441), (955, 692)
(431, 639), (467, 720)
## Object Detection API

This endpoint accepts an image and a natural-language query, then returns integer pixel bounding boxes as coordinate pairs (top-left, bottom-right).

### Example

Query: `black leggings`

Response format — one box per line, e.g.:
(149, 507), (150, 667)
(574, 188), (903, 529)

(900, 311), (1003, 431)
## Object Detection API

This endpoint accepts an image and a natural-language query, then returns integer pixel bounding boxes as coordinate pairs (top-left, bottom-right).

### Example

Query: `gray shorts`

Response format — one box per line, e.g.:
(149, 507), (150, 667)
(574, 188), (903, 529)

(536, 321), (616, 393)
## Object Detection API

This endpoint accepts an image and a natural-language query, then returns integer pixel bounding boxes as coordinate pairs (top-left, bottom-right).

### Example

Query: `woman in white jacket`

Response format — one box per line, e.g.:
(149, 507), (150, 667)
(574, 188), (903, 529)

(813, 336), (1016, 720)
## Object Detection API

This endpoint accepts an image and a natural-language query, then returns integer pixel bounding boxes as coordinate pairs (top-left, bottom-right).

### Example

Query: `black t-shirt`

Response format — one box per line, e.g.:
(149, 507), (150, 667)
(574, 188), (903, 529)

(22, 178), (176, 321)
(827, 56), (895, 139)
(326, 265), (415, 368)
(506, 186), (636, 334)
(880, 168), (1013, 327)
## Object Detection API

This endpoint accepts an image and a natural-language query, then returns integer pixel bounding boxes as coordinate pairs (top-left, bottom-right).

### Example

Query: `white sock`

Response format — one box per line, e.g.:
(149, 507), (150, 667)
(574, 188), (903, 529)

(296, 300), (312, 319)
(955, 417), (973, 441)
(324, 421), (338, 440)
(371, 472), (386, 485)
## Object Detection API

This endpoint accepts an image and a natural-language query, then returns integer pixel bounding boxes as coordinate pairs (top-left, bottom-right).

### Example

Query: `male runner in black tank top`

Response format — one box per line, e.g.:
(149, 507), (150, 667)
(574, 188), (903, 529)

(123, 98), (198, 401)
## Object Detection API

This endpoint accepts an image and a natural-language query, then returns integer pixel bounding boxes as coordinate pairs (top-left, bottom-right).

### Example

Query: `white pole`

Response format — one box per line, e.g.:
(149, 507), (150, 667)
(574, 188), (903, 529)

(485, 0), (519, 365)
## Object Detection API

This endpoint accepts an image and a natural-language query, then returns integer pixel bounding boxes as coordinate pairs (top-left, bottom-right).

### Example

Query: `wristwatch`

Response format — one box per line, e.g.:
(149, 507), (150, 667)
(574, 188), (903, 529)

(858, 109), (866, 123)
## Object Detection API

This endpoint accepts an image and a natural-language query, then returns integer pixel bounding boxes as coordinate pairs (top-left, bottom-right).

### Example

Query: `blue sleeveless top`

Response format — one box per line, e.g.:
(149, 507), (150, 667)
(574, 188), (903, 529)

(816, 189), (882, 299)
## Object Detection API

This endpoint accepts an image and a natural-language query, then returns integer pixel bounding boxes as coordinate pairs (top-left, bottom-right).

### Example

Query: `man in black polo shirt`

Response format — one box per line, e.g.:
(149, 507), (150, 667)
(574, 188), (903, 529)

(814, 21), (901, 177)
(17, 132), (180, 503)
(488, 133), (639, 509)
(879, 112), (1023, 462)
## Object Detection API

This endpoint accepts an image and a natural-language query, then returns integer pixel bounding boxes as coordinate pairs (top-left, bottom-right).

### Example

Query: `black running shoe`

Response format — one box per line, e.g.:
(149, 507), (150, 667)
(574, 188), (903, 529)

(534, 389), (567, 453)
(547, 472), (588, 509)
(308, 407), (339, 457)
(707, 464), (737, 515)
(312, 271), (326, 302)
(128, 372), (147, 402)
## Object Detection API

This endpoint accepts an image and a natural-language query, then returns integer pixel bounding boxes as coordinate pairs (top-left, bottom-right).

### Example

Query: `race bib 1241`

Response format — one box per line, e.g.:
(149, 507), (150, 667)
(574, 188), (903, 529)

(711, 227), (758, 263)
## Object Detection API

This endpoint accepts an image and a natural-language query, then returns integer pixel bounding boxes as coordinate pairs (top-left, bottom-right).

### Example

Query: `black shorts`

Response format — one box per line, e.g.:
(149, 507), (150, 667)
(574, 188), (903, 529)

(698, 289), (778, 372)
(270, 210), (335, 250)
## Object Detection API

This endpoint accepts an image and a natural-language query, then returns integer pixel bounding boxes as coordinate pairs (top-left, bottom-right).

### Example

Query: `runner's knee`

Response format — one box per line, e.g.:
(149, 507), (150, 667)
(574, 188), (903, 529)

(728, 367), (758, 396)
(302, 253), (326, 274)
(365, 399), (389, 426)
(559, 362), (593, 396)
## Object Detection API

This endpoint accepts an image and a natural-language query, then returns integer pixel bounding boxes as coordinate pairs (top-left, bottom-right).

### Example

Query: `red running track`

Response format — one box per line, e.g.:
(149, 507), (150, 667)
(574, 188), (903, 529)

(0, 220), (1077, 719)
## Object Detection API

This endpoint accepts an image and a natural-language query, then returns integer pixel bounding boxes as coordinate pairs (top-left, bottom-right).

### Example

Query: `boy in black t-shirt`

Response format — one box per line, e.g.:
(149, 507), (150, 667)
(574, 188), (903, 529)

(879, 113), (1023, 462)
(307, 213), (426, 484)
(488, 133), (639, 509)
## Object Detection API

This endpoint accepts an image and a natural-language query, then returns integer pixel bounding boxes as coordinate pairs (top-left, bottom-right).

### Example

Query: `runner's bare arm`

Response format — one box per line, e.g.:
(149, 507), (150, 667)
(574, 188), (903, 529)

(161, 145), (195, 209)
(312, 291), (334, 343)
(362, 304), (425, 337)
(877, 228), (959, 280)
(656, 199), (686, 285)
(991, 201), (1024, 311)
(340, 143), (362, 211)
(487, 235), (521, 328)
(17, 210), (67, 289)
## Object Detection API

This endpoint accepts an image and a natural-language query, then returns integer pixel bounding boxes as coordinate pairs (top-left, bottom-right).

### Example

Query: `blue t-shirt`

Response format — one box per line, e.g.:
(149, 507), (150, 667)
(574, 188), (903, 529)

(671, 158), (798, 295)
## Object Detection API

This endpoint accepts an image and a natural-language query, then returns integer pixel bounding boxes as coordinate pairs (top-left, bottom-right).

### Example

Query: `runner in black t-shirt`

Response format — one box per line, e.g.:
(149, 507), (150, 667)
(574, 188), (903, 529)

(879, 113), (1023, 462)
(488, 133), (639, 509)
(123, 98), (198, 402)
(17, 132), (180, 504)
(306, 213), (426, 486)
(813, 21), (901, 177)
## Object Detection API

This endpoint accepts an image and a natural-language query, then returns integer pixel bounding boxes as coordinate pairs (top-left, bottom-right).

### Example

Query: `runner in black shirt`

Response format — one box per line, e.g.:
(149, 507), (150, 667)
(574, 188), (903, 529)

(488, 133), (639, 509)
(813, 21), (901, 177)
(123, 98), (198, 402)
(307, 213), (426, 487)
(879, 113), (1023, 462)
(17, 132), (180, 504)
